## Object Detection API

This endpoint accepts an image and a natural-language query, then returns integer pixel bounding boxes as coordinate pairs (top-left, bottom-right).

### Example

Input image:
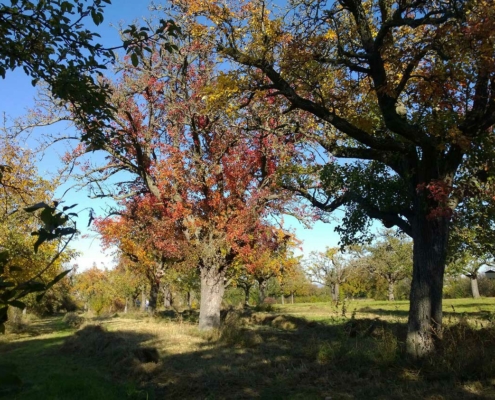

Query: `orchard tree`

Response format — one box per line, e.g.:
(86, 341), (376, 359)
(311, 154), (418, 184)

(306, 247), (351, 301)
(96, 196), (185, 312)
(358, 230), (413, 301)
(446, 251), (492, 299)
(173, 0), (495, 356)
(238, 230), (298, 304)
(279, 262), (310, 304)
(46, 23), (299, 329)
(0, 137), (76, 329)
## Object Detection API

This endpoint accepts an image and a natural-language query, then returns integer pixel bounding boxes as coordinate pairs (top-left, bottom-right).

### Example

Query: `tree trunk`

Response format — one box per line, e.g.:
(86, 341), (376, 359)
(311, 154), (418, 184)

(331, 282), (340, 301)
(407, 211), (449, 358)
(470, 275), (481, 299)
(163, 285), (172, 308)
(187, 291), (192, 309)
(291, 292), (294, 304)
(243, 286), (251, 307)
(140, 286), (146, 312)
(281, 295), (284, 305)
(198, 267), (225, 330)
(388, 281), (395, 301)
(149, 280), (159, 312)
(258, 280), (267, 304)
(124, 297), (128, 314)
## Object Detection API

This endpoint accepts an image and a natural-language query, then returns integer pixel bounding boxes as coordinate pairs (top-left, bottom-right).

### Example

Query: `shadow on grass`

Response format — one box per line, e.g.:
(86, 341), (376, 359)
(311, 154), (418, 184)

(2, 315), (495, 400)
(150, 314), (495, 399)
(0, 325), (159, 400)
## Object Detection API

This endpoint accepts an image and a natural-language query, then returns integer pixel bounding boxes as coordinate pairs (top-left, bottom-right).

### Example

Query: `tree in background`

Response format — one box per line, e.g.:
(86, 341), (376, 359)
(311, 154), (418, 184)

(306, 247), (351, 301)
(279, 262), (310, 304)
(174, 0), (495, 356)
(357, 230), (413, 301)
(446, 251), (493, 299)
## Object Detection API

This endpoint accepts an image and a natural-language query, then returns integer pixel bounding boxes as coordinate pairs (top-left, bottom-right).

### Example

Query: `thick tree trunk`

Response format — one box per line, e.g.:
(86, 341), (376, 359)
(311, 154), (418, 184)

(149, 280), (159, 312)
(407, 212), (449, 358)
(388, 281), (395, 301)
(258, 280), (267, 304)
(470, 275), (481, 299)
(198, 267), (225, 330)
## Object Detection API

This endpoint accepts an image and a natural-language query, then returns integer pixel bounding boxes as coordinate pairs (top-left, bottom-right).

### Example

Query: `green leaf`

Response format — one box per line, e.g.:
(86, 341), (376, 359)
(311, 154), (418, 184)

(24, 202), (50, 212)
(130, 53), (139, 67)
(46, 269), (72, 290)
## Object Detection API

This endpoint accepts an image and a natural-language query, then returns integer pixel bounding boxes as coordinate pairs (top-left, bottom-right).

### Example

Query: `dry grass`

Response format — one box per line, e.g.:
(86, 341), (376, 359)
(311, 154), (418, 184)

(2, 300), (495, 399)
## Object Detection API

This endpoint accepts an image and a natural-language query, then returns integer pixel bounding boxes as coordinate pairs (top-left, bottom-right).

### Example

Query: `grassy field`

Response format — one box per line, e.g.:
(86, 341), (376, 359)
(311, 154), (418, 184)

(0, 298), (494, 399)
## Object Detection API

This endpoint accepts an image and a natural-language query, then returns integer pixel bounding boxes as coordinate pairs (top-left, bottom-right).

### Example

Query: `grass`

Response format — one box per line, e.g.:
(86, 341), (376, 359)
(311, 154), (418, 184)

(0, 298), (494, 399)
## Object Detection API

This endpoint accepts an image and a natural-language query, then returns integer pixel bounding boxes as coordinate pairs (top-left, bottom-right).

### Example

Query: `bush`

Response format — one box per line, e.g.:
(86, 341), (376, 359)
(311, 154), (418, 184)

(219, 312), (263, 348)
(63, 312), (85, 328)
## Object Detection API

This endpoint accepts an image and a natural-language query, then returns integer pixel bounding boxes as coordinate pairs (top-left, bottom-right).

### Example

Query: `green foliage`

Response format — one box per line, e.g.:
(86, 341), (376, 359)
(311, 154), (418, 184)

(0, 200), (77, 332)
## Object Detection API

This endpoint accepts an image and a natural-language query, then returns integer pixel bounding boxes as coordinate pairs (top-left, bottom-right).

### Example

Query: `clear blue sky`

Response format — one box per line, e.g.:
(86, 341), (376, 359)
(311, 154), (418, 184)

(0, 0), (341, 270)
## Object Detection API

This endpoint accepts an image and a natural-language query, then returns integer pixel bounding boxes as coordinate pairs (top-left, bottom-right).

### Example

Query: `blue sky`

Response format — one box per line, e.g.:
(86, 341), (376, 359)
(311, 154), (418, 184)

(0, 0), (341, 270)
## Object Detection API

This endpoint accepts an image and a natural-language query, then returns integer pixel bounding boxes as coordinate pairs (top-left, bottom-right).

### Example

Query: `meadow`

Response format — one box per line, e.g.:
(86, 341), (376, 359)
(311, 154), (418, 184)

(1, 298), (495, 400)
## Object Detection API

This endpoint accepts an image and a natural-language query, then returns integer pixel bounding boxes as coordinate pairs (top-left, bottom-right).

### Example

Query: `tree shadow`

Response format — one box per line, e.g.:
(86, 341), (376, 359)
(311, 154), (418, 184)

(149, 316), (493, 399)
(1, 316), (494, 399)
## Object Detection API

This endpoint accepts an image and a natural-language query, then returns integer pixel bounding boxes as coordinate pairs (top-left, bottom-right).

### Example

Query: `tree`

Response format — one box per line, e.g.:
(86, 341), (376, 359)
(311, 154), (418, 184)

(306, 247), (351, 301)
(96, 196), (186, 313)
(46, 23), (298, 329)
(446, 251), (492, 299)
(174, 0), (495, 356)
(358, 230), (413, 301)
(0, 137), (76, 330)
(279, 262), (310, 304)
(1, 0), (182, 138)
(238, 230), (298, 304)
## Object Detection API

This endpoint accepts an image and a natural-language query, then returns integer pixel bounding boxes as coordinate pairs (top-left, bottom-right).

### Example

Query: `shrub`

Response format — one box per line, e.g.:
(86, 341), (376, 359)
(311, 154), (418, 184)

(63, 312), (85, 329)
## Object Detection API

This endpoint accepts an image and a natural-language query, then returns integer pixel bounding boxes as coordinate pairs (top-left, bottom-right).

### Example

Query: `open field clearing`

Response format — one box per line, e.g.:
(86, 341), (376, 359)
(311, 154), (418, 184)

(277, 298), (495, 324)
(1, 299), (495, 400)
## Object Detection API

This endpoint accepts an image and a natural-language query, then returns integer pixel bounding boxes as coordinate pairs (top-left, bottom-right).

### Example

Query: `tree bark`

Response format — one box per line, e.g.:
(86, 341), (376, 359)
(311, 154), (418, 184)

(258, 279), (267, 304)
(149, 280), (159, 312)
(124, 297), (128, 313)
(470, 275), (481, 299)
(140, 286), (146, 312)
(291, 292), (294, 304)
(198, 267), (225, 330)
(163, 285), (172, 308)
(331, 282), (340, 301)
(244, 285), (251, 307)
(407, 211), (449, 358)
(281, 295), (284, 305)
(388, 281), (395, 301)
(186, 291), (192, 309)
